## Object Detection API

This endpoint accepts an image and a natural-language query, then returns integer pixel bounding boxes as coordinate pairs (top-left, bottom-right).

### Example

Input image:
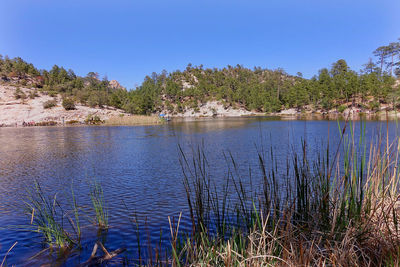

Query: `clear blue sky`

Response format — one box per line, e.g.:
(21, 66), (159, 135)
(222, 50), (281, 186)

(1, 0), (399, 89)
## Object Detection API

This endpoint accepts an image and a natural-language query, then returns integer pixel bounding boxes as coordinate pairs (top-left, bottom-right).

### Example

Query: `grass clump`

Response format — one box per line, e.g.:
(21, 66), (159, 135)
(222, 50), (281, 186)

(29, 90), (39, 99)
(104, 115), (162, 126)
(24, 182), (77, 248)
(90, 181), (108, 229)
(19, 180), (113, 264)
(66, 120), (80, 125)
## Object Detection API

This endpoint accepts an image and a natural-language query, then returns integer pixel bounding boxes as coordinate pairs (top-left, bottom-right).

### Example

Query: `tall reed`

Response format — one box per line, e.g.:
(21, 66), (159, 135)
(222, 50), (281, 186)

(173, 120), (400, 266)
(24, 181), (76, 248)
(90, 180), (109, 229)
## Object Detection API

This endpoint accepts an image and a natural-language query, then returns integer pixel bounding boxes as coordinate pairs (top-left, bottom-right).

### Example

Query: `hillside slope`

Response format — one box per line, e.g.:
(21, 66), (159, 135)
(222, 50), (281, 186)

(1, 36), (399, 119)
(0, 84), (126, 126)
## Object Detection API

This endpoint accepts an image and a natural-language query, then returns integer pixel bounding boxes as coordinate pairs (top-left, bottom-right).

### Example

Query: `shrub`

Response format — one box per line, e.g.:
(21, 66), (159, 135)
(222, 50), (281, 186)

(29, 90), (39, 99)
(14, 88), (26, 100)
(75, 90), (89, 105)
(189, 100), (198, 109)
(337, 104), (347, 113)
(321, 98), (333, 110)
(122, 102), (136, 114)
(88, 93), (99, 108)
(20, 79), (27, 86)
(165, 101), (174, 112)
(176, 102), (183, 113)
(43, 100), (57, 109)
(48, 91), (58, 97)
(368, 101), (380, 112)
(85, 114), (102, 125)
(62, 98), (75, 110)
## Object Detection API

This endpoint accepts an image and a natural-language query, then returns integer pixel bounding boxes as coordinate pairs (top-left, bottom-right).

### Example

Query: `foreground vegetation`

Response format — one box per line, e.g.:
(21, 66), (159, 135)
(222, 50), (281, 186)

(1, 39), (400, 116)
(3, 120), (399, 266)
(174, 121), (400, 266)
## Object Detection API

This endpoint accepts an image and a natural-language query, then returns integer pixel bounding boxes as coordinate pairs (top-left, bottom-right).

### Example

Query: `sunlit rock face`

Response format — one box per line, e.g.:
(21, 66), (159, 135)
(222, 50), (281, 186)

(109, 80), (125, 90)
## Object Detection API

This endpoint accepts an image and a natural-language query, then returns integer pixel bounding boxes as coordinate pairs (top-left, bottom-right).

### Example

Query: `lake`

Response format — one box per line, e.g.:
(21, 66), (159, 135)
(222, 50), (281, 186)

(0, 117), (398, 266)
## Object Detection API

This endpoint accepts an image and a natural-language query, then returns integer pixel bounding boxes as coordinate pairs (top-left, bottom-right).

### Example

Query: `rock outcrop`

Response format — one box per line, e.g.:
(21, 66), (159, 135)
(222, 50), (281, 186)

(109, 80), (124, 90)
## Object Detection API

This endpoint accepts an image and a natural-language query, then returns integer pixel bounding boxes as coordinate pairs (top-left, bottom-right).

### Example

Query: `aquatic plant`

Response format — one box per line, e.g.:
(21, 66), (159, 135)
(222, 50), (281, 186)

(90, 180), (108, 229)
(172, 119), (400, 266)
(24, 182), (75, 248)
(69, 184), (81, 243)
(0, 242), (17, 267)
(123, 200), (168, 267)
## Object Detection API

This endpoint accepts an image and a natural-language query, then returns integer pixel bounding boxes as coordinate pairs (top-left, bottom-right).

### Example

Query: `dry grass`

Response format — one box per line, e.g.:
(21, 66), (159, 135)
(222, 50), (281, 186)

(104, 115), (163, 126)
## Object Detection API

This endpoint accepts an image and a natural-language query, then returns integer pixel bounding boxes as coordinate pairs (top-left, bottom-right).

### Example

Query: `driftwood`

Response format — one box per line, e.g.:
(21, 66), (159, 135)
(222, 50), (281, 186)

(79, 242), (126, 266)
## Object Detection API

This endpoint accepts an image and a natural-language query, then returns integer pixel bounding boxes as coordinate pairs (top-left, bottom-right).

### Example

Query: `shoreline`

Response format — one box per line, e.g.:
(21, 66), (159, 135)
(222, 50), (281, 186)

(2, 84), (400, 127)
(2, 112), (399, 128)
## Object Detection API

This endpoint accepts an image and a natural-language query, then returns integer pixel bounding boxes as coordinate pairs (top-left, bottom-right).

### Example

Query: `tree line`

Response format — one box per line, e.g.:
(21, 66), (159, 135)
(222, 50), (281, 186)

(0, 38), (399, 114)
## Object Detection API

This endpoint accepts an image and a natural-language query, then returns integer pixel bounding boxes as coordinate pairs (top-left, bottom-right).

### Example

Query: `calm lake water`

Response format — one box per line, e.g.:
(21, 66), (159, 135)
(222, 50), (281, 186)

(0, 117), (398, 266)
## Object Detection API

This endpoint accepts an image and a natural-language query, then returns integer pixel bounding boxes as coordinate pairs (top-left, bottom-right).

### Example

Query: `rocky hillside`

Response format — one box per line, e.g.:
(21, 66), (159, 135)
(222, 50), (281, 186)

(0, 84), (126, 127)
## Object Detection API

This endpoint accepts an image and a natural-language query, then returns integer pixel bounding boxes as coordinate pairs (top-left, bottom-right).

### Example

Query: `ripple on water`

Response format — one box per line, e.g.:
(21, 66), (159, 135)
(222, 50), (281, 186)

(0, 119), (397, 265)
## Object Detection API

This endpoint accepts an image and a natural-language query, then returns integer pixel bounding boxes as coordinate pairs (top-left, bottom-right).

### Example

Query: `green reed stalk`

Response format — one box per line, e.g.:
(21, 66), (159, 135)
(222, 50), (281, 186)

(24, 181), (74, 248)
(90, 180), (108, 229)
(70, 184), (81, 243)
(174, 119), (400, 266)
